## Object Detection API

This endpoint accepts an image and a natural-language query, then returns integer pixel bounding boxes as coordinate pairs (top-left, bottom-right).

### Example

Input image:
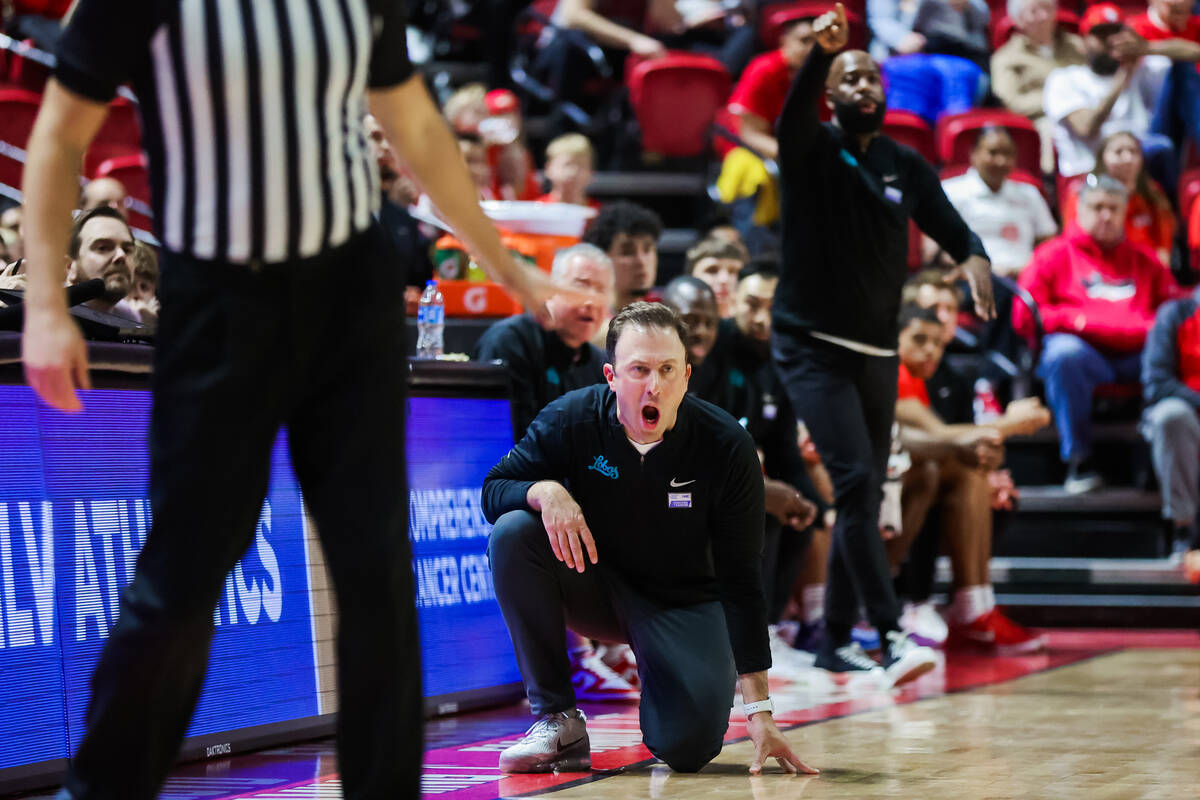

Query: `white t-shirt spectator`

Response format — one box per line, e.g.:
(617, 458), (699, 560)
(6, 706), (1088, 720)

(942, 168), (1058, 275)
(1042, 57), (1169, 177)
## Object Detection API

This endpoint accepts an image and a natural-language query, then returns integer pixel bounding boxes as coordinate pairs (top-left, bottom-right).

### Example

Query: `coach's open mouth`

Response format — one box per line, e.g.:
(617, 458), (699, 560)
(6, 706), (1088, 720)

(641, 405), (660, 426)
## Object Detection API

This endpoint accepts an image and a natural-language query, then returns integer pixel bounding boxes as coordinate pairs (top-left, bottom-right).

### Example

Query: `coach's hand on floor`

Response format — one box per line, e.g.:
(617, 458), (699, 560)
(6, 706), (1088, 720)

(23, 306), (91, 412)
(527, 481), (598, 573)
(747, 712), (819, 776)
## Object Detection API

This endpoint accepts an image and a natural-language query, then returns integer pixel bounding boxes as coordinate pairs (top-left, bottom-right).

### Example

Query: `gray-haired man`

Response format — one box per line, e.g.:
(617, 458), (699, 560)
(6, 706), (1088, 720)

(474, 243), (616, 435)
(1014, 174), (1179, 493)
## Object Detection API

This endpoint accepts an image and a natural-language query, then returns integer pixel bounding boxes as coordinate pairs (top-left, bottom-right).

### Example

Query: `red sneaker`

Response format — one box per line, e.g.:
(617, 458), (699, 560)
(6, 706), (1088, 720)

(596, 643), (640, 690)
(951, 609), (1047, 656)
(570, 652), (639, 702)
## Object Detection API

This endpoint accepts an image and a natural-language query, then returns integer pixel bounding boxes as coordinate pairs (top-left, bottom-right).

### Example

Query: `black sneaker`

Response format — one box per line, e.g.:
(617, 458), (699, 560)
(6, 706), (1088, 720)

(814, 640), (886, 685)
(881, 630), (938, 688)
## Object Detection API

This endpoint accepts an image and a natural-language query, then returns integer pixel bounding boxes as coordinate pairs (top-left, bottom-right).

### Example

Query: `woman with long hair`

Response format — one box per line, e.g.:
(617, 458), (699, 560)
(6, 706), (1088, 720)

(1062, 131), (1176, 266)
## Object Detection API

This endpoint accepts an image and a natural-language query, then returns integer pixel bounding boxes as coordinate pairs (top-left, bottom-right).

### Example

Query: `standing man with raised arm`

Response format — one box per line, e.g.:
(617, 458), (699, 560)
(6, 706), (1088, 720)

(20, 2), (575, 799)
(770, 3), (994, 686)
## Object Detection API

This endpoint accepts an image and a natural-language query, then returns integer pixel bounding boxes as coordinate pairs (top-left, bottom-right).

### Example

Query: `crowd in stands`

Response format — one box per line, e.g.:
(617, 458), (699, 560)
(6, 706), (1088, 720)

(5, 0), (1200, 692)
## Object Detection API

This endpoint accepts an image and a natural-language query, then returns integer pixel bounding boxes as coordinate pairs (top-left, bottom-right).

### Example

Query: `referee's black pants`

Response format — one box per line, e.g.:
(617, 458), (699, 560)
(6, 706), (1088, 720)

(487, 510), (735, 773)
(771, 331), (902, 639)
(61, 227), (421, 800)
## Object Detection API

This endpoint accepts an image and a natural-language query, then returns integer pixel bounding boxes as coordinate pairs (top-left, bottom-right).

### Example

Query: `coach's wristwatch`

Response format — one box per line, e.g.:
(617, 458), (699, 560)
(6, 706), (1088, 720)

(743, 698), (774, 717)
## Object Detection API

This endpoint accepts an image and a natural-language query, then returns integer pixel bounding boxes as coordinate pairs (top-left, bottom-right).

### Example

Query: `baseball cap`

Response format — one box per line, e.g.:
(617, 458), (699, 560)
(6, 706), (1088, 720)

(485, 89), (519, 116)
(1079, 3), (1124, 36)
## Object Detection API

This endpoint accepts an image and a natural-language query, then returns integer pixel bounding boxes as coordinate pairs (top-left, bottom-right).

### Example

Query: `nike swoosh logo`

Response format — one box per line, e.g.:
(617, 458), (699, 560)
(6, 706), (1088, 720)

(557, 736), (586, 752)
(883, 175), (898, 182)
(669, 478), (695, 487)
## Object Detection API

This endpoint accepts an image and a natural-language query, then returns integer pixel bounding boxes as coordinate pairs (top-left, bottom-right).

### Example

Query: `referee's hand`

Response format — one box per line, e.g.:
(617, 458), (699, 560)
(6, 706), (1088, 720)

(511, 266), (605, 331)
(23, 306), (91, 412)
(527, 480), (599, 573)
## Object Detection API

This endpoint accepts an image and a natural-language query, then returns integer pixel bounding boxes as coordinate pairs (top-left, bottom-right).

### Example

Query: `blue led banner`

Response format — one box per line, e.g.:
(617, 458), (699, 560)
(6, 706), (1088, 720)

(0, 387), (317, 770)
(0, 385), (521, 776)
(407, 396), (522, 699)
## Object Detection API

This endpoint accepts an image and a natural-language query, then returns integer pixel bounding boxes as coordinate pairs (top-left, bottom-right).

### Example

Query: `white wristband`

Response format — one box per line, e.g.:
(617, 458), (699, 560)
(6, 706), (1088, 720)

(743, 698), (774, 716)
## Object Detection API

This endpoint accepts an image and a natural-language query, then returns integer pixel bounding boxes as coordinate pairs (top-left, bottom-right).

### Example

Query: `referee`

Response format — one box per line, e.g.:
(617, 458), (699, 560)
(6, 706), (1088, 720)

(771, 5), (993, 685)
(21, 2), (571, 799)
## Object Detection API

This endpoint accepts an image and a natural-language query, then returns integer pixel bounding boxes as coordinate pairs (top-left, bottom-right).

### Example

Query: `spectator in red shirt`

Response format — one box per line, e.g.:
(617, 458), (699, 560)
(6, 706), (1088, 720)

(1062, 131), (1175, 265)
(1190, 185), (1200, 269)
(1014, 174), (1179, 492)
(723, 16), (819, 162)
(481, 89), (542, 202)
(1116, 0), (1200, 174)
(892, 305), (1048, 654)
(714, 15), (817, 239)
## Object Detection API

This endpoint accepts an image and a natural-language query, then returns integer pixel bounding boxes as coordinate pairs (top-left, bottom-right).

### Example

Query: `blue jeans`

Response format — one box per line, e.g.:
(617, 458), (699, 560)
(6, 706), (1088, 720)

(1037, 333), (1141, 463)
(1148, 61), (1200, 198)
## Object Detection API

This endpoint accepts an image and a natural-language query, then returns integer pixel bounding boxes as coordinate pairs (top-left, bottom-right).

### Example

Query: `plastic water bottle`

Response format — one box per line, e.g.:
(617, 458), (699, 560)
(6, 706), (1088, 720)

(416, 280), (444, 359)
(973, 378), (1002, 424)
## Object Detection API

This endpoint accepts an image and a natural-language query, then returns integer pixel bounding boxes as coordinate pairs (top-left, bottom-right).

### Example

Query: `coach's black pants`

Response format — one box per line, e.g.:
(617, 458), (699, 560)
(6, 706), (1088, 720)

(60, 227), (421, 800)
(488, 510), (735, 773)
(771, 331), (902, 636)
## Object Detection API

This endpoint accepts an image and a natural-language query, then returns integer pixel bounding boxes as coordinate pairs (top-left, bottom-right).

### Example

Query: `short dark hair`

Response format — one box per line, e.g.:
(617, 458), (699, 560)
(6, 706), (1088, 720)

(972, 124), (1014, 151)
(697, 207), (735, 238)
(739, 252), (781, 282)
(582, 201), (662, 252)
(897, 303), (943, 332)
(69, 206), (133, 261)
(605, 301), (688, 363)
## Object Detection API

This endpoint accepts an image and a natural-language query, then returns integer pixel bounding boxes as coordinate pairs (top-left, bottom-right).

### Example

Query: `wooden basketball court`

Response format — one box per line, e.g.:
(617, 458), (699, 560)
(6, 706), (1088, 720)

(9, 630), (1199, 800)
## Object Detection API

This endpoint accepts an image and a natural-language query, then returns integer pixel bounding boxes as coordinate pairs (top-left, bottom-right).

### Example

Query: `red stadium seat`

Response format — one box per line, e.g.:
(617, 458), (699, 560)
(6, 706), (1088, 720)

(7, 39), (50, 92)
(84, 97), (144, 177)
(936, 109), (1041, 174)
(883, 109), (937, 165)
(760, 2), (868, 50)
(991, 9), (1080, 50)
(940, 163), (1051, 205)
(627, 52), (731, 158)
(1181, 169), (1200, 229)
(0, 87), (43, 192)
(93, 152), (153, 233)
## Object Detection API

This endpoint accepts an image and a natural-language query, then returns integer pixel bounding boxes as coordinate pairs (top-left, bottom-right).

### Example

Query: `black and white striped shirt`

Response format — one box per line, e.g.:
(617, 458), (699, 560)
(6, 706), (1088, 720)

(54, 0), (414, 265)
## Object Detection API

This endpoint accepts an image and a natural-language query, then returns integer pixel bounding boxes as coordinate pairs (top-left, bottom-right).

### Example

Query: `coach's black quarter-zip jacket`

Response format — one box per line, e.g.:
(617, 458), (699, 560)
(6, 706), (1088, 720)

(482, 383), (771, 675)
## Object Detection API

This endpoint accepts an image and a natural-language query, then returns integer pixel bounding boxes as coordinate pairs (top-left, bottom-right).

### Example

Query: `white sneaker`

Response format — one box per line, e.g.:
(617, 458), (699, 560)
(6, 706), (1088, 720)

(571, 652), (640, 702)
(769, 625), (818, 680)
(499, 709), (591, 773)
(900, 601), (948, 647)
(881, 630), (938, 688)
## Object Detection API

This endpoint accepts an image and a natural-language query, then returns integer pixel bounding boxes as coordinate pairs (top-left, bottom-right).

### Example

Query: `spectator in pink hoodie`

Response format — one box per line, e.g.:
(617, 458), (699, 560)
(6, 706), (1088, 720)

(1014, 174), (1178, 493)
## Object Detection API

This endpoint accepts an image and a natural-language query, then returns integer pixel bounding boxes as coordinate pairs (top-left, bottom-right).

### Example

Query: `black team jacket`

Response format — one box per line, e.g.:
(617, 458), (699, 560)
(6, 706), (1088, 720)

(773, 43), (989, 350)
(482, 384), (771, 675)
(692, 319), (829, 516)
(474, 313), (606, 436)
